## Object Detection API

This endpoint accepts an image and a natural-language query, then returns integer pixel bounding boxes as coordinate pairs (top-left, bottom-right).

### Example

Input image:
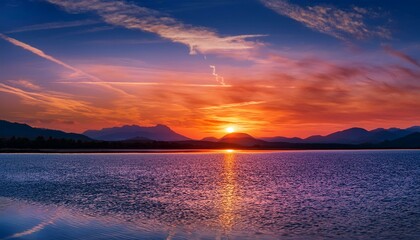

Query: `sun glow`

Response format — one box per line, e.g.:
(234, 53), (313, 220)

(226, 127), (235, 133)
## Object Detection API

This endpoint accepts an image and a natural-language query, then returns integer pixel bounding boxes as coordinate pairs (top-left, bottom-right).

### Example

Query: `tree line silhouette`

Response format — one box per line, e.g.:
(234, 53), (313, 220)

(1, 133), (419, 152)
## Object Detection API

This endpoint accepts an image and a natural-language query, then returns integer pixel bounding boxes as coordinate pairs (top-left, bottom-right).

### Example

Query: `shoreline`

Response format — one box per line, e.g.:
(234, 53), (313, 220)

(0, 148), (418, 153)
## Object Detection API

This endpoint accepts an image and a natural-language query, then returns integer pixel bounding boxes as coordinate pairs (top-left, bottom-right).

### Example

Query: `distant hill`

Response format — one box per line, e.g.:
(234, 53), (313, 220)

(0, 120), (90, 141)
(201, 137), (219, 142)
(1, 120), (419, 150)
(260, 136), (305, 143)
(83, 124), (190, 141)
(305, 127), (370, 144)
(219, 133), (266, 147)
(377, 132), (420, 148)
(262, 126), (420, 144)
(406, 126), (420, 132)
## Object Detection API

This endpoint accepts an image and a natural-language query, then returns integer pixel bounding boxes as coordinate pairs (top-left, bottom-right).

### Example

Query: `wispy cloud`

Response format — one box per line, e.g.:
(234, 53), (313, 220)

(57, 81), (232, 88)
(0, 82), (96, 115)
(2, 52), (419, 138)
(8, 79), (42, 91)
(85, 38), (163, 45)
(0, 33), (82, 73)
(0, 33), (131, 96)
(46, 0), (265, 55)
(6, 19), (99, 33)
(209, 65), (225, 85)
(64, 26), (115, 36)
(200, 101), (266, 110)
(0, 81), (141, 125)
(261, 0), (391, 40)
(383, 45), (420, 68)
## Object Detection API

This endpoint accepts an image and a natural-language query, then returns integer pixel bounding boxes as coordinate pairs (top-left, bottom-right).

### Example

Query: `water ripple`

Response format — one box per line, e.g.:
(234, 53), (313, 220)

(0, 150), (419, 239)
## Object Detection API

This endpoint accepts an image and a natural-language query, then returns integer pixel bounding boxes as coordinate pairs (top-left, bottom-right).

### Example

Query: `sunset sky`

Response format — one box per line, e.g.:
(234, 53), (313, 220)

(1, 0), (419, 139)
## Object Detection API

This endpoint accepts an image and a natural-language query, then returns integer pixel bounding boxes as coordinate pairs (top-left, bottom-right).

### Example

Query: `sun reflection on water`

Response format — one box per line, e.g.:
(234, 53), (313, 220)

(220, 150), (237, 233)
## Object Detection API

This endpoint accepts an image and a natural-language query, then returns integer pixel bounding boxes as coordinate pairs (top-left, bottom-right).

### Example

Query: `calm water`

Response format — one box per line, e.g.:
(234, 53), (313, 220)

(0, 150), (419, 239)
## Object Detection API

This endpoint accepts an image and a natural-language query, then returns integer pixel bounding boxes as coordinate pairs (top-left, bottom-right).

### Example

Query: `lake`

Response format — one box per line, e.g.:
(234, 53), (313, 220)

(0, 150), (419, 239)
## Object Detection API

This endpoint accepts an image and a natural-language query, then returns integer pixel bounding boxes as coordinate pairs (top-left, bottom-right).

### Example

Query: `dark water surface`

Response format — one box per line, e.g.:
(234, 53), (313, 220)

(0, 150), (419, 239)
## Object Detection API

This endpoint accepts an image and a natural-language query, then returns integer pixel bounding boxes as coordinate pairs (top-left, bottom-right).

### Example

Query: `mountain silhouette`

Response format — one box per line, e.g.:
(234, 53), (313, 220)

(0, 120), (90, 141)
(377, 132), (420, 148)
(262, 126), (420, 144)
(260, 136), (305, 143)
(83, 124), (190, 141)
(201, 137), (219, 142)
(305, 127), (370, 144)
(1, 119), (419, 150)
(219, 133), (265, 147)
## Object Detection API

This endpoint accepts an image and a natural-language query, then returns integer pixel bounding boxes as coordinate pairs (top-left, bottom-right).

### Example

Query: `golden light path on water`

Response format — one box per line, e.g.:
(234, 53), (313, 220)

(0, 151), (419, 239)
(220, 149), (237, 234)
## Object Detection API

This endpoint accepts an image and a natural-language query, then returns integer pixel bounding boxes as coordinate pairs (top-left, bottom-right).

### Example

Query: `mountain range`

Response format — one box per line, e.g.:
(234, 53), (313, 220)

(0, 119), (419, 149)
(261, 127), (420, 144)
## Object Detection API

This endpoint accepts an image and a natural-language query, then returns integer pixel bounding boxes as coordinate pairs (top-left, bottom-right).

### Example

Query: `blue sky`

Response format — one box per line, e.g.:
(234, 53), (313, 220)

(0, 0), (419, 138)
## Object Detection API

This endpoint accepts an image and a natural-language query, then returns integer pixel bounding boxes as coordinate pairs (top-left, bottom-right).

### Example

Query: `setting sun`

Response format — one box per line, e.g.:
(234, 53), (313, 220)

(0, 1), (418, 239)
(226, 127), (235, 133)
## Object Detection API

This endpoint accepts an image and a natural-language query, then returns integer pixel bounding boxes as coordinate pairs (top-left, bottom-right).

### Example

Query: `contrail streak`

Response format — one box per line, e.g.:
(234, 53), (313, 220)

(209, 65), (225, 85)
(0, 33), (131, 96)
(0, 33), (82, 74)
(57, 81), (232, 87)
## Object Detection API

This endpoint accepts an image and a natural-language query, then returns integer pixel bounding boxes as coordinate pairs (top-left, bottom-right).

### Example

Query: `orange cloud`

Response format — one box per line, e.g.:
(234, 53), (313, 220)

(9, 79), (42, 91)
(1, 46), (419, 138)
